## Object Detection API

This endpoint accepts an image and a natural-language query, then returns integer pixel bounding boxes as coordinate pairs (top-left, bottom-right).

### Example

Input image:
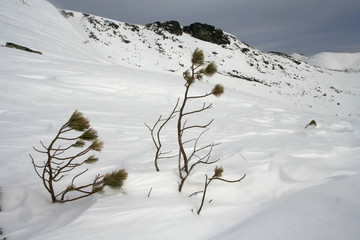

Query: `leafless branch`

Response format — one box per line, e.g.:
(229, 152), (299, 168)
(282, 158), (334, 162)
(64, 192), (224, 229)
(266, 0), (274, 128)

(187, 93), (213, 99)
(145, 98), (179, 171)
(71, 169), (89, 186)
(197, 172), (246, 214)
(181, 119), (214, 132)
(189, 191), (203, 197)
(213, 173), (247, 183)
(33, 146), (47, 154)
(183, 103), (213, 116)
(197, 174), (209, 214)
(147, 187), (153, 197)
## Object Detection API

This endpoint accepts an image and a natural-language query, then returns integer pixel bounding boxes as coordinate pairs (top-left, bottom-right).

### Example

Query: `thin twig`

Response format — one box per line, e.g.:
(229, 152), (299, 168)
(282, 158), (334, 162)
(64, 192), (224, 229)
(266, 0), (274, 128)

(147, 187), (153, 197)
(189, 191), (203, 197)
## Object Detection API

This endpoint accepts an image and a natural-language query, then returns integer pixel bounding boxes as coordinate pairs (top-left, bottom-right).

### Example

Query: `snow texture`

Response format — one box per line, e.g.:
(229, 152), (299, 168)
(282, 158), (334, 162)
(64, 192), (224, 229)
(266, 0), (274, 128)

(1, 0), (360, 239)
(292, 52), (360, 72)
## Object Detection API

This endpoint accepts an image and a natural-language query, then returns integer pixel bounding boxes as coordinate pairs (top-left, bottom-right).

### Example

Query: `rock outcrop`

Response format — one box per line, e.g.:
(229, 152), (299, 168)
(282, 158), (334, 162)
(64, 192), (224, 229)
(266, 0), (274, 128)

(146, 20), (183, 36)
(146, 21), (230, 46)
(183, 22), (230, 45)
(5, 42), (42, 55)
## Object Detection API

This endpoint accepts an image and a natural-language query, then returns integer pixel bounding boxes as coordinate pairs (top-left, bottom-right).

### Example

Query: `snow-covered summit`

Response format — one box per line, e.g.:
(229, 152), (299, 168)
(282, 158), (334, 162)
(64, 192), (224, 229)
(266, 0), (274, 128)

(62, 9), (316, 77)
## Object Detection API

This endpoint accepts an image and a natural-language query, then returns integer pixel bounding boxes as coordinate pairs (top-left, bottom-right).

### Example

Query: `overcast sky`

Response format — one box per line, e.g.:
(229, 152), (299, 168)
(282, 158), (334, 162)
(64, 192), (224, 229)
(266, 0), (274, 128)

(47, 0), (360, 56)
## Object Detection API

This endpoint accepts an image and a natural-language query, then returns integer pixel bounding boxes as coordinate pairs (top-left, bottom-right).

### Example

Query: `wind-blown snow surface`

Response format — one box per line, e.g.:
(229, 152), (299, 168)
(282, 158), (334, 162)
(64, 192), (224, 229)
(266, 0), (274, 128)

(292, 52), (360, 72)
(1, 0), (360, 239)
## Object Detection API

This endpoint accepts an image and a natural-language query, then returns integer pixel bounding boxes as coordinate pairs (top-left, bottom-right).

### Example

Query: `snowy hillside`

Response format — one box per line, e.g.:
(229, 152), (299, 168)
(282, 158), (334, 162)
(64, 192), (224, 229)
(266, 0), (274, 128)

(33, 8), (360, 118)
(1, 0), (360, 239)
(292, 52), (360, 72)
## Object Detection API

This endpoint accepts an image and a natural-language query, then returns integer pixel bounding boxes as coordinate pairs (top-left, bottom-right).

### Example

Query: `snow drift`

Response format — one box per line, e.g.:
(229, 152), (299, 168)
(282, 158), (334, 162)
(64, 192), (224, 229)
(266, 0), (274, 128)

(292, 52), (360, 72)
(1, 0), (360, 239)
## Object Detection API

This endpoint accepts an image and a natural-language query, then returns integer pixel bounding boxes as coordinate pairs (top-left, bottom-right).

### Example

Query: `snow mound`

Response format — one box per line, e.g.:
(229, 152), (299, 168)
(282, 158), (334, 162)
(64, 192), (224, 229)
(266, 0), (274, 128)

(292, 52), (360, 72)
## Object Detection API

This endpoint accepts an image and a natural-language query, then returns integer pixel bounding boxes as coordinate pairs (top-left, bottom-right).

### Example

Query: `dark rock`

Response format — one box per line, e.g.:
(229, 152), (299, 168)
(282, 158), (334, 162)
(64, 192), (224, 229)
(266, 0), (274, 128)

(146, 20), (183, 36)
(183, 22), (230, 45)
(241, 48), (250, 54)
(5, 42), (42, 55)
(125, 23), (140, 32)
(268, 51), (302, 65)
(105, 20), (119, 30)
(268, 51), (291, 58)
(162, 21), (182, 36)
(60, 10), (74, 18)
(227, 71), (271, 87)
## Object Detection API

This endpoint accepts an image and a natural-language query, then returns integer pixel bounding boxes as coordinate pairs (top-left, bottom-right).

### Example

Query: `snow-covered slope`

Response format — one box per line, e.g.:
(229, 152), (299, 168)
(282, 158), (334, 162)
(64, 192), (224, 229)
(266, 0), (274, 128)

(53, 9), (360, 117)
(292, 52), (360, 72)
(0, 0), (109, 62)
(1, 0), (360, 239)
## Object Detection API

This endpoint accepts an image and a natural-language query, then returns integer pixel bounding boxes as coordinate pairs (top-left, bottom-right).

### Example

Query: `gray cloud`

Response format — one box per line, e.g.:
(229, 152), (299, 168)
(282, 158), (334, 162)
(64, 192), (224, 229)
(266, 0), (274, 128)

(47, 0), (360, 55)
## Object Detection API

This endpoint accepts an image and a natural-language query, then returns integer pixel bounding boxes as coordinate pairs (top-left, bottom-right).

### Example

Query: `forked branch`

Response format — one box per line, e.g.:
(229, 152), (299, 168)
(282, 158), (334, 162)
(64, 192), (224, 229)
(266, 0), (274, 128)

(196, 167), (246, 214)
(145, 98), (179, 171)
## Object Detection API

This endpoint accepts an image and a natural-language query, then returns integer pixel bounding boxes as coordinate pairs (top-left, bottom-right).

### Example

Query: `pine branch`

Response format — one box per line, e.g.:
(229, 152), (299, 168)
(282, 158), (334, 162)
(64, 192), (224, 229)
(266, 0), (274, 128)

(71, 169), (89, 186)
(197, 174), (209, 214)
(145, 98), (179, 171)
(181, 119), (214, 132)
(30, 154), (43, 179)
(33, 146), (47, 154)
(189, 191), (203, 197)
(29, 110), (119, 203)
(187, 93), (213, 99)
(183, 103), (213, 116)
(212, 173), (247, 183)
(197, 170), (246, 214)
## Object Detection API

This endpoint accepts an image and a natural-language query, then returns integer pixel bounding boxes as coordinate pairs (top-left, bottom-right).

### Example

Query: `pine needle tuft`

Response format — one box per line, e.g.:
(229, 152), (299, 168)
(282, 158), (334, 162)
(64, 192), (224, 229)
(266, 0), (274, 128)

(214, 166), (224, 178)
(212, 84), (224, 97)
(80, 128), (98, 141)
(192, 48), (205, 66)
(68, 110), (90, 131)
(90, 140), (104, 152)
(73, 140), (85, 148)
(84, 155), (98, 164)
(103, 169), (128, 188)
(203, 62), (217, 77)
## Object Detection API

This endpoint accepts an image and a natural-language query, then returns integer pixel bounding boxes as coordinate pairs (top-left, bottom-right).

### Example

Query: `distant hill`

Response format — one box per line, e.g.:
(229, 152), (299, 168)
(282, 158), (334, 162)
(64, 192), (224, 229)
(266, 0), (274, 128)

(292, 52), (360, 72)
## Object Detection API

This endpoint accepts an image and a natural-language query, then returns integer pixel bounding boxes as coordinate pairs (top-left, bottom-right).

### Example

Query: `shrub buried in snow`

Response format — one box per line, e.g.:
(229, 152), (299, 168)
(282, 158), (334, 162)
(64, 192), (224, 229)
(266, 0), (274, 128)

(195, 166), (246, 214)
(30, 110), (127, 203)
(146, 49), (245, 211)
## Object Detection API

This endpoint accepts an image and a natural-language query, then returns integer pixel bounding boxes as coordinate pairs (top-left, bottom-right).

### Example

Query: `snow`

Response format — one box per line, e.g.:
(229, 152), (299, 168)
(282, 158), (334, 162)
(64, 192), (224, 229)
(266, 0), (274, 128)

(292, 52), (360, 72)
(215, 174), (360, 240)
(1, 0), (360, 239)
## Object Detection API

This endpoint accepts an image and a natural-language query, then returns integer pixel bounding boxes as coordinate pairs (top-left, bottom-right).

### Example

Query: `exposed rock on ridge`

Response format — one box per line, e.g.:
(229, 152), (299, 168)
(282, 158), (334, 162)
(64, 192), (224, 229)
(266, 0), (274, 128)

(145, 21), (230, 45)
(146, 20), (183, 36)
(183, 22), (230, 45)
